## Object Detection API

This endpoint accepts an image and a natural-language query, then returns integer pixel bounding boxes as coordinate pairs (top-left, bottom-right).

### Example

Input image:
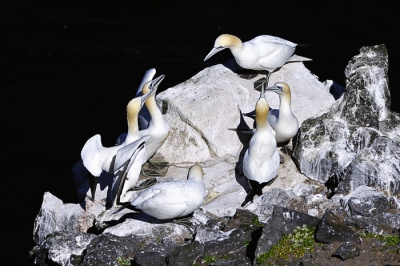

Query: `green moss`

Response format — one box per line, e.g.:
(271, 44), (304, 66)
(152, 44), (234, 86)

(244, 240), (251, 247)
(252, 216), (264, 227)
(220, 254), (229, 260)
(116, 257), (131, 266)
(359, 232), (399, 247)
(202, 255), (217, 265)
(257, 225), (316, 265)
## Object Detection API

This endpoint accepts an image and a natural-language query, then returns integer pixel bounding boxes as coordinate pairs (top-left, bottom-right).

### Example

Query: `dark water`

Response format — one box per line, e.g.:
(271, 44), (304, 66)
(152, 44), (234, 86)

(1, 1), (399, 261)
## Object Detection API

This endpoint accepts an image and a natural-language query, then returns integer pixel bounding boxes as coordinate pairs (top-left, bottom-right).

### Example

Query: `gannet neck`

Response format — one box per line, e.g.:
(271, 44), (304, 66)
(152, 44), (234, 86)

(126, 98), (141, 137)
(188, 164), (204, 182)
(255, 98), (269, 128)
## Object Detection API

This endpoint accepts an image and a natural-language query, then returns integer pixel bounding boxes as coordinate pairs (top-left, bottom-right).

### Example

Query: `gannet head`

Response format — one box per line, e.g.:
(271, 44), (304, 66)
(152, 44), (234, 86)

(142, 74), (165, 95)
(265, 82), (291, 96)
(187, 164), (204, 181)
(127, 83), (158, 121)
(204, 34), (242, 61)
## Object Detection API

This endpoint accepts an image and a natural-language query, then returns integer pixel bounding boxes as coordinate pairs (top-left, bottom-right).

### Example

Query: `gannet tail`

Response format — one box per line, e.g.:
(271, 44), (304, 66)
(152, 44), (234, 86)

(288, 54), (312, 62)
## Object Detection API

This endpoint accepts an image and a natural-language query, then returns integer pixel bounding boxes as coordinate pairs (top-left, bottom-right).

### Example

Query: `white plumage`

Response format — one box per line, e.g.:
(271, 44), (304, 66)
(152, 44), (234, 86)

(128, 164), (207, 220)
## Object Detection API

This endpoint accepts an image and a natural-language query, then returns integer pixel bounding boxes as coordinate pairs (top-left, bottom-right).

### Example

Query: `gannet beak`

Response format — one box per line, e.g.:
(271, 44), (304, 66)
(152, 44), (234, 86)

(260, 82), (266, 99)
(265, 85), (284, 94)
(141, 75), (165, 107)
(204, 46), (226, 61)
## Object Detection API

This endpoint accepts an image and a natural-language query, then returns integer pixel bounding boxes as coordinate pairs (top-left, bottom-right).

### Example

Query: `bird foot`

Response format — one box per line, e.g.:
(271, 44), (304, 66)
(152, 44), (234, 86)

(172, 217), (194, 232)
(140, 168), (160, 177)
(128, 177), (158, 191)
(148, 159), (169, 170)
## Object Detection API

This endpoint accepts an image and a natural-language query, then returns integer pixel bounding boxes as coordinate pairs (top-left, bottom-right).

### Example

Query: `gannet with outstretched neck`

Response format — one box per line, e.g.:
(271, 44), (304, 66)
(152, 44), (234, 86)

(265, 82), (299, 143)
(117, 164), (207, 220)
(80, 77), (160, 178)
(204, 34), (310, 86)
(243, 82), (280, 194)
(138, 75), (170, 163)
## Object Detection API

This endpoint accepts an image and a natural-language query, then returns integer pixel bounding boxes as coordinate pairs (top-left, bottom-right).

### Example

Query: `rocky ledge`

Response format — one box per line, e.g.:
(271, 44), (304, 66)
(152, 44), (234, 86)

(31, 45), (400, 266)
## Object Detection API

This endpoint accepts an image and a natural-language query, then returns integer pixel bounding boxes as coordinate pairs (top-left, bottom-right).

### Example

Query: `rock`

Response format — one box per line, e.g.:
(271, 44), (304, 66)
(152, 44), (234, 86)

(102, 214), (192, 246)
(210, 256), (252, 266)
(33, 192), (101, 245)
(255, 206), (320, 261)
(292, 45), (400, 196)
(332, 242), (360, 261)
(292, 183), (316, 197)
(31, 231), (96, 266)
(133, 240), (176, 266)
(245, 188), (300, 221)
(315, 210), (361, 244)
(167, 241), (204, 266)
(81, 234), (143, 266)
(334, 186), (400, 234)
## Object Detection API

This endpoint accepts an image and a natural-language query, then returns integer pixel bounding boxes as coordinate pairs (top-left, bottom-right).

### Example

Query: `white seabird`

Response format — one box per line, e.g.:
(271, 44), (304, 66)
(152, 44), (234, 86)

(243, 82), (280, 195)
(265, 82), (299, 143)
(204, 34), (311, 85)
(80, 78), (158, 178)
(119, 164), (207, 220)
(135, 68), (156, 130)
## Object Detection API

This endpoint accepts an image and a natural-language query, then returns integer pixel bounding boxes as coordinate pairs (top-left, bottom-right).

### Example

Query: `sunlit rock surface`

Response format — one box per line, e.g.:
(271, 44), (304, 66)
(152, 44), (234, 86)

(293, 45), (400, 195)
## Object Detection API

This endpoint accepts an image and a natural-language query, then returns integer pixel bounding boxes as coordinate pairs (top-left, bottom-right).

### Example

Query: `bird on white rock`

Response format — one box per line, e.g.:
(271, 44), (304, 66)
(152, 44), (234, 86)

(265, 82), (299, 144)
(116, 164), (207, 220)
(243, 82), (280, 200)
(204, 34), (311, 86)
(81, 78), (159, 200)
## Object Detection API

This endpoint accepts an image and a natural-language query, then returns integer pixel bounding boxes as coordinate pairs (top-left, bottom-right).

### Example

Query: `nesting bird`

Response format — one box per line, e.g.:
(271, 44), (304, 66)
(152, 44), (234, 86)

(117, 164), (207, 220)
(243, 82), (280, 196)
(265, 82), (299, 144)
(204, 34), (310, 86)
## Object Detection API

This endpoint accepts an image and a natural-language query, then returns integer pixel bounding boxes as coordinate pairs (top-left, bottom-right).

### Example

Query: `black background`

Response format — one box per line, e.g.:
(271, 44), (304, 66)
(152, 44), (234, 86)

(1, 0), (399, 262)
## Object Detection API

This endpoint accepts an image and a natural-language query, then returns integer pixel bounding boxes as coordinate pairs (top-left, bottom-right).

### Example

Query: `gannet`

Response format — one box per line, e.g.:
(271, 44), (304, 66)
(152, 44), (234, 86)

(80, 79), (157, 178)
(265, 82), (299, 143)
(204, 34), (310, 86)
(243, 82), (280, 195)
(111, 135), (150, 205)
(117, 164), (207, 220)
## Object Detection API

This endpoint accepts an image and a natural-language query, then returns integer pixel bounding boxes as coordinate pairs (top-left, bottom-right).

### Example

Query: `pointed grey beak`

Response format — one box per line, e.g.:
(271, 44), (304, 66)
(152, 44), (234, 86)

(265, 85), (284, 94)
(204, 46), (226, 61)
(140, 75), (165, 107)
(260, 82), (266, 99)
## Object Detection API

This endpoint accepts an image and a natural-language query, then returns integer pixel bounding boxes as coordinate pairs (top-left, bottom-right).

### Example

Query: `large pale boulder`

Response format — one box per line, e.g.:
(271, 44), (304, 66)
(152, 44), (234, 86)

(292, 45), (400, 195)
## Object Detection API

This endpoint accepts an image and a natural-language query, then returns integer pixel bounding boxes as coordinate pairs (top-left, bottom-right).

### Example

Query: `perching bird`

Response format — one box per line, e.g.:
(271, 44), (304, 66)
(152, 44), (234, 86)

(265, 82), (299, 144)
(204, 34), (311, 86)
(116, 164), (207, 220)
(135, 68), (156, 130)
(80, 79), (158, 200)
(243, 82), (280, 198)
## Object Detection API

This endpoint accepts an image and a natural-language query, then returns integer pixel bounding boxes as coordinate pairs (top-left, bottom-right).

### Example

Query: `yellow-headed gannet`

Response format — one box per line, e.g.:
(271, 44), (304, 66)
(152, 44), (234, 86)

(204, 34), (310, 86)
(265, 82), (299, 143)
(243, 82), (280, 196)
(80, 85), (155, 178)
(117, 164), (206, 220)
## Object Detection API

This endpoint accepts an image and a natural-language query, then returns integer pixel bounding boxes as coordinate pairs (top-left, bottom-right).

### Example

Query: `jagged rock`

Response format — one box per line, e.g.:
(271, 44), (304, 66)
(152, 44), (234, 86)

(31, 231), (96, 266)
(315, 210), (361, 244)
(102, 214), (192, 246)
(334, 186), (400, 234)
(210, 256), (252, 266)
(292, 183), (316, 197)
(245, 188), (301, 221)
(81, 234), (143, 266)
(332, 242), (360, 261)
(255, 206), (320, 261)
(292, 44), (400, 195)
(167, 241), (204, 266)
(133, 239), (176, 266)
(33, 192), (100, 245)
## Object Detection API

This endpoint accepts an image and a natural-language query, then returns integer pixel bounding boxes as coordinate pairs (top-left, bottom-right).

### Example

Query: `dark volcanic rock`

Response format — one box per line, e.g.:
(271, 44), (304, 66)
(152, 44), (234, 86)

(133, 239), (176, 266)
(315, 210), (361, 244)
(255, 206), (321, 260)
(292, 44), (400, 195)
(332, 242), (360, 261)
(31, 231), (96, 266)
(81, 234), (143, 266)
(210, 256), (252, 265)
(167, 240), (204, 266)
